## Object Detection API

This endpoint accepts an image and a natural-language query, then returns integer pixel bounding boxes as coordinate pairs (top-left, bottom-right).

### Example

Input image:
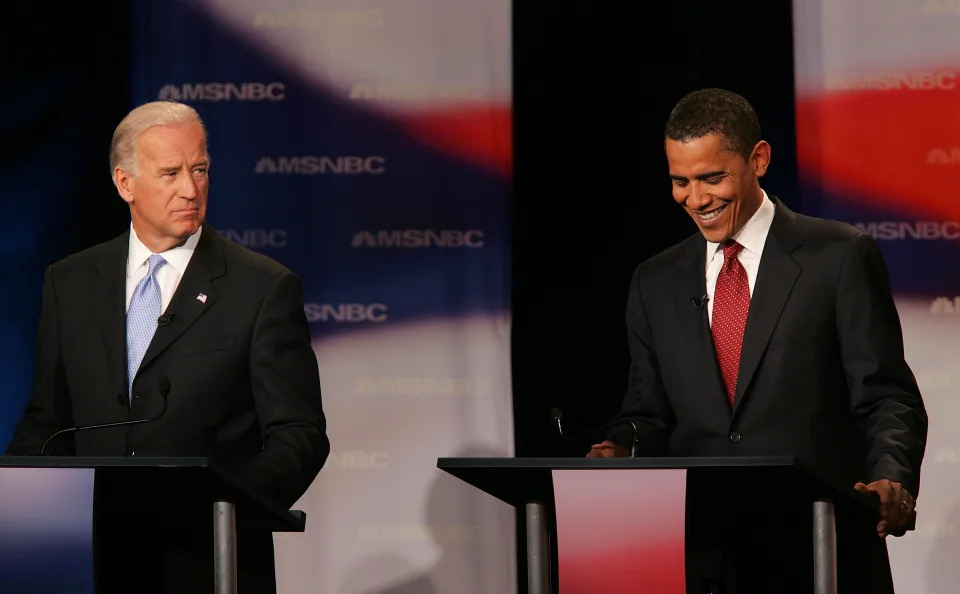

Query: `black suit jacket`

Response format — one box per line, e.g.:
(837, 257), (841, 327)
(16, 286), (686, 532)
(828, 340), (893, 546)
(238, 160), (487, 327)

(610, 199), (927, 593)
(6, 225), (329, 593)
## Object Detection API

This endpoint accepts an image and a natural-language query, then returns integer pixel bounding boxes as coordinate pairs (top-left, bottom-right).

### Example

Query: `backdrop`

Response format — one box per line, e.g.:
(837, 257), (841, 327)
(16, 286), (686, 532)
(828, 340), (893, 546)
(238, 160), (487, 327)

(793, 2), (960, 592)
(4, 0), (952, 591)
(3, 0), (515, 592)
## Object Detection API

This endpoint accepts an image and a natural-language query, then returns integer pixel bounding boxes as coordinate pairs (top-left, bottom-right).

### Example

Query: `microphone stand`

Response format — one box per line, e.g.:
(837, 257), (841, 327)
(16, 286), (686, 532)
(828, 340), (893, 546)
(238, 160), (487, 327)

(40, 376), (171, 456)
(551, 408), (642, 457)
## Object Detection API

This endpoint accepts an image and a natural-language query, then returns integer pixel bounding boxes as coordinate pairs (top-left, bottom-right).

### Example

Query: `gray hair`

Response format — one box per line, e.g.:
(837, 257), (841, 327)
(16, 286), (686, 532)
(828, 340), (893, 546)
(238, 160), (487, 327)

(110, 101), (207, 183)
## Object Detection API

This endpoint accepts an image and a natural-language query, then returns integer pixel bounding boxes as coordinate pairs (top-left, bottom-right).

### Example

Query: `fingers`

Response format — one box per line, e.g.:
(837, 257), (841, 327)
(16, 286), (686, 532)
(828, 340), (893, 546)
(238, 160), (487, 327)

(855, 479), (916, 538)
(586, 441), (619, 458)
(884, 489), (916, 537)
(585, 446), (605, 458)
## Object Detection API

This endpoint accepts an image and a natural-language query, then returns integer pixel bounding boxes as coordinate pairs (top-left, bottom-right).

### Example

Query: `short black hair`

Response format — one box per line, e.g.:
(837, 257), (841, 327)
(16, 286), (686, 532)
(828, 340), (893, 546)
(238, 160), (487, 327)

(664, 88), (761, 159)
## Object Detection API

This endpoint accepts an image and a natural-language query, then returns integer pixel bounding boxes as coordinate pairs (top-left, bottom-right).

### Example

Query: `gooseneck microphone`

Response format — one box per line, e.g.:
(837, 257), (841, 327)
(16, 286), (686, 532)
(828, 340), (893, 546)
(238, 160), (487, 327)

(627, 421), (640, 458)
(549, 408), (641, 457)
(549, 407), (565, 438)
(39, 376), (171, 456)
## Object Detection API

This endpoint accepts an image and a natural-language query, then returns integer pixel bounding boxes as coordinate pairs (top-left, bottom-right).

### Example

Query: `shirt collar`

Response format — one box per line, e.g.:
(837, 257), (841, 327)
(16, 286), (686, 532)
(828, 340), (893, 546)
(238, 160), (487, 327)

(706, 189), (775, 263)
(127, 224), (203, 277)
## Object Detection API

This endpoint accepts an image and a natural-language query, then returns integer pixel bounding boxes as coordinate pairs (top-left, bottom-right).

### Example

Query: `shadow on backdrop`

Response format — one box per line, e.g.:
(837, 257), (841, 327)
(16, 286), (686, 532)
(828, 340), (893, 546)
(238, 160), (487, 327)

(339, 444), (514, 594)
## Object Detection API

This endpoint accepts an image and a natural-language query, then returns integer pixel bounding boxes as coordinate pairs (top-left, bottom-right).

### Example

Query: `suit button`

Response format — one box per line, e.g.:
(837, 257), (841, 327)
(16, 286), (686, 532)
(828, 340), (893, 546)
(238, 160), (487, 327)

(729, 432), (742, 443)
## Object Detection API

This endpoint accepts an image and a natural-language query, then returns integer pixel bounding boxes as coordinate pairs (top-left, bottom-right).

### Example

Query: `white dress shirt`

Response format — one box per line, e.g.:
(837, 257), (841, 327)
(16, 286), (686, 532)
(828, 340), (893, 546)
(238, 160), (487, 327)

(705, 191), (775, 326)
(126, 225), (202, 313)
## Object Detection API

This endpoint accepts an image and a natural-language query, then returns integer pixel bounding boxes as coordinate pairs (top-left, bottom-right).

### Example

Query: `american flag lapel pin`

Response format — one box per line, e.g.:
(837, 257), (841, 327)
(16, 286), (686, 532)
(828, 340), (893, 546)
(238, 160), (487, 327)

(196, 293), (208, 304)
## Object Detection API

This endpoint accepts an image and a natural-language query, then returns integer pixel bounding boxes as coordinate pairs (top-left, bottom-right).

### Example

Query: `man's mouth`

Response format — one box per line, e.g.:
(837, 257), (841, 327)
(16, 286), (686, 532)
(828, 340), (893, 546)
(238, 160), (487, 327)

(696, 204), (727, 221)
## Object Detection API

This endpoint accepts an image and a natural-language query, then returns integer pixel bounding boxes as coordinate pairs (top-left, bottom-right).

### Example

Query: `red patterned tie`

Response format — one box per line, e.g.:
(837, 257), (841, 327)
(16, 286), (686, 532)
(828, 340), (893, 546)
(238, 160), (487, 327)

(712, 241), (750, 407)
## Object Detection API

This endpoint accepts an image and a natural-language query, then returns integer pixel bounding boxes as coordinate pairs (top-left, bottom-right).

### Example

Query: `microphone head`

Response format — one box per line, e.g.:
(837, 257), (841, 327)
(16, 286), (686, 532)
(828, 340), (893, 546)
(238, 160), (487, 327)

(158, 375), (171, 395)
(549, 407), (563, 421)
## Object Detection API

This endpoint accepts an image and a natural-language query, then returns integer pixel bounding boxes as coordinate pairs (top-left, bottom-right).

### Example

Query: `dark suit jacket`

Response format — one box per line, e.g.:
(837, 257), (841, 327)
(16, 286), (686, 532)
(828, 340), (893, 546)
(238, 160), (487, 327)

(609, 199), (927, 593)
(6, 224), (329, 593)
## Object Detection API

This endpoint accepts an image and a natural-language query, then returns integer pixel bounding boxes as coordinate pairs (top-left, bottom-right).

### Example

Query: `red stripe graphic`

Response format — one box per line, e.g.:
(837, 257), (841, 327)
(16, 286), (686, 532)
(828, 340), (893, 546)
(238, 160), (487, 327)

(552, 468), (686, 594)
(401, 106), (513, 178)
(796, 84), (960, 220)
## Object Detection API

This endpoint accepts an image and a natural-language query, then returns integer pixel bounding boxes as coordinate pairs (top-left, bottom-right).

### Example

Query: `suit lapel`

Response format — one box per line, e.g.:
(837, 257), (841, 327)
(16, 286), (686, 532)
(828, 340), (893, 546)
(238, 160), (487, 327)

(675, 236), (729, 410)
(137, 226), (224, 376)
(94, 233), (131, 401)
(732, 200), (802, 417)
(93, 232), (130, 401)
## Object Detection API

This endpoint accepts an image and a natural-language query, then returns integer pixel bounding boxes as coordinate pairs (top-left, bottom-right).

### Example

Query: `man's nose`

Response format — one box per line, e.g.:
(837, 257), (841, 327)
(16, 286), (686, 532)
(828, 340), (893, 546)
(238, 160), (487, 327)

(686, 183), (711, 209)
(179, 172), (198, 199)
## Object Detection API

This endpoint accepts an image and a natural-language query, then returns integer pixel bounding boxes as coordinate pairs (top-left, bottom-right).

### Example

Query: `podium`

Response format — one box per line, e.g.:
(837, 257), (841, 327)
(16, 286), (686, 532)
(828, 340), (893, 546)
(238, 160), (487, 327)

(0, 456), (305, 594)
(437, 456), (878, 594)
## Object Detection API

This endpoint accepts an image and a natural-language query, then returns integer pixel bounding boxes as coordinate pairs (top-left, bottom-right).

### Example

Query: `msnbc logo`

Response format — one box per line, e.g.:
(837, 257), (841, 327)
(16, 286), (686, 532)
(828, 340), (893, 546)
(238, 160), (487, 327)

(922, 0), (960, 15)
(157, 82), (285, 102)
(304, 303), (388, 323)
(348, 82), (482, 101)
(254, 156), (385, 175)
(927, 147), (960, 165)
(351, 229), (485, 249)
(930, 297), (960, 315)
(253, 9), (384, 28)
(854, 221), (960, 240)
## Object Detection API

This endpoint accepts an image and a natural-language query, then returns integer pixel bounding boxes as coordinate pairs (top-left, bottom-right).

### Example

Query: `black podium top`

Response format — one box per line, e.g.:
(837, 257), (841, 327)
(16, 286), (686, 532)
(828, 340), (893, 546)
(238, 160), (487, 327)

(0, 456), (305, 533)
(437, 456), (878, 518)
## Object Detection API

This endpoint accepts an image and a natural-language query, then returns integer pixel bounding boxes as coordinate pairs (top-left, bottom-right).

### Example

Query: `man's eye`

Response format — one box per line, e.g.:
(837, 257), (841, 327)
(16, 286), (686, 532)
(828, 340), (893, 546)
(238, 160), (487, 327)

(672, 180), (688, 187)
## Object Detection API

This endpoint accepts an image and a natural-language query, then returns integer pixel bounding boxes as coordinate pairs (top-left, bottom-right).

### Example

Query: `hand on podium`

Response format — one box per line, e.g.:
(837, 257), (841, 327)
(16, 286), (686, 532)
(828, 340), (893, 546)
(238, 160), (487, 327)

(854, 478), (917, 538)
(585, 440), (630, 458)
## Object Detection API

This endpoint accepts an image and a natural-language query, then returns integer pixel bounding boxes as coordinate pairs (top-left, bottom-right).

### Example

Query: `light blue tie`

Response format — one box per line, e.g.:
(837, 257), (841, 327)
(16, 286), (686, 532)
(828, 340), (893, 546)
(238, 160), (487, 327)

(127, 254), (167, 400)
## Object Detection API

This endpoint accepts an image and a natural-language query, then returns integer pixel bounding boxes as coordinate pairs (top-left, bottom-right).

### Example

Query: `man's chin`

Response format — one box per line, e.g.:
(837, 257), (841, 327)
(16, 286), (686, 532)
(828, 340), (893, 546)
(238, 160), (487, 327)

(180, 215), (203, 229)
(696, 225), (732, 244)
(173, 220), (202, 240)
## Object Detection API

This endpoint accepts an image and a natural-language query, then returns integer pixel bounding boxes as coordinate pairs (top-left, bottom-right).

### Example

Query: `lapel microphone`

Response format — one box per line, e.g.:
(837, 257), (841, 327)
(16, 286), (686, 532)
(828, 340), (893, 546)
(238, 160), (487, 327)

(39, 376), (171, 456)
(691, 294), (709, 309)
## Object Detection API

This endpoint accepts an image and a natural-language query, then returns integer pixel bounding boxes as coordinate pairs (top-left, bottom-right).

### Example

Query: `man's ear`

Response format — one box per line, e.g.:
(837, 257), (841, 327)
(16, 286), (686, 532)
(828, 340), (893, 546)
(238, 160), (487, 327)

(751, 140), (771, 177)
(114, 167), (135, 204)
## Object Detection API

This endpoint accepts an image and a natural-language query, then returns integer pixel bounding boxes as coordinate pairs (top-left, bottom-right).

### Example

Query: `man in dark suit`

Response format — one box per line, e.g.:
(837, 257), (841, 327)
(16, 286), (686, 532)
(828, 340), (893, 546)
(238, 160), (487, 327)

(6, 100), (329, 593)
(587, 89), (927, 593)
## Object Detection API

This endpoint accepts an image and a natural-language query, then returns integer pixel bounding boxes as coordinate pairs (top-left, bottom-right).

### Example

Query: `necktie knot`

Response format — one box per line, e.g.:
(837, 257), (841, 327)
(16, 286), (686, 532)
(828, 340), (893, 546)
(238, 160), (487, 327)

(722, 240), (744, 260)
(146, 254), (167, 277)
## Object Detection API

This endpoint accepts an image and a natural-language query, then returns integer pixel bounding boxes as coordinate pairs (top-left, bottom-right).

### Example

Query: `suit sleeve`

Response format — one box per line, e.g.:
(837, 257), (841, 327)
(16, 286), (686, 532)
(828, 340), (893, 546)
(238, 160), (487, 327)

(607, 267), (675, 454)
(243, 270), (329, 508)
(836, 233), (927, 496)
(5, 266), (75, 456)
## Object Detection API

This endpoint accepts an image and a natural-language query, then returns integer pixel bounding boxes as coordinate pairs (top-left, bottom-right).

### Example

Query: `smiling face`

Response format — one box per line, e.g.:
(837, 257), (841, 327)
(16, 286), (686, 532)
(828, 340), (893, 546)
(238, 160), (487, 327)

(114, 121), (209, 252)
(666, 133), (770, 243)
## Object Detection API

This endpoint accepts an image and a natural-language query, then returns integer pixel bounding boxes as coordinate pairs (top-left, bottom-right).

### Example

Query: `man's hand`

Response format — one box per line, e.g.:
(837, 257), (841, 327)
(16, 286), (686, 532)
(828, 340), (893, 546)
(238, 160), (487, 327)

(586, 440), (630, 458)
(854, 479), (916, 538)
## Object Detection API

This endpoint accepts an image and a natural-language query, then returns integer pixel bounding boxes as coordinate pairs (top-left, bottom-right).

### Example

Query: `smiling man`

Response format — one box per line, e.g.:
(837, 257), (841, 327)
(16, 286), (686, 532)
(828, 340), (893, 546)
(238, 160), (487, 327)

(6, 101), (329, 593)
(587, 89), (927, 593)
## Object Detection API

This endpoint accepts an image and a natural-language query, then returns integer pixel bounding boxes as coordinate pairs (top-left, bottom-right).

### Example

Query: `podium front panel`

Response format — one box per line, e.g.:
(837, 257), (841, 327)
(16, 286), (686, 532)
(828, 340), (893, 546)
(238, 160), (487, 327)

(0, 467), (94, 594)
(552, 468), (687, 594)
